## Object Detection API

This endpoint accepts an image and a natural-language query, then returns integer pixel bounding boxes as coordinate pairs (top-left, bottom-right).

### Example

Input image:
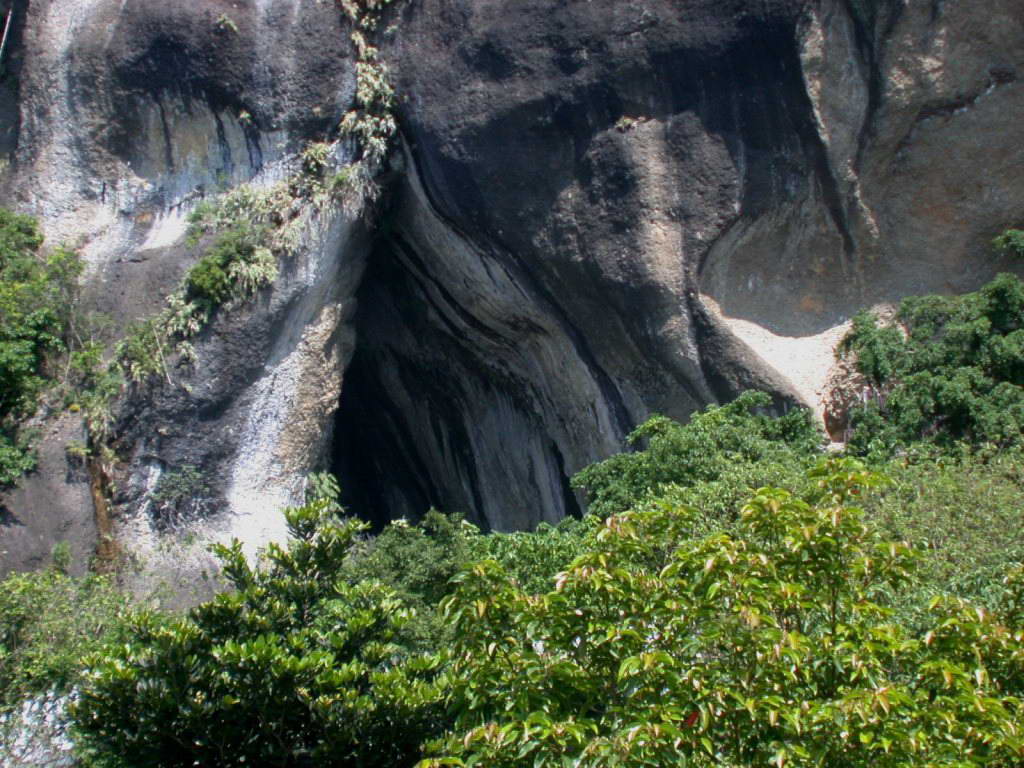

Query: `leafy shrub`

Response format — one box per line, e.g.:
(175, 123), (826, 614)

(73, 501), (446, 768)
(572, 390), (821, 519)
(0, 430), (38, 486)
(423, 461), (1024, 768)
(184, 250), (233, 306)
(184, 223), (275, 311)
(149, 465), (211, 529)
(338, 1), (399, 167)
(339, 509), (504, 656)
(301, 141), (332, 175)
(0, 566), (129, 713)
(0, 209), (83, 484)
(214, 13), (238, 35)
(344, 510), (479, 611)
(113, 315), (169, 384)
(866, 451), (1024, 617)
(64, 338), (123, 441)
(343, 508), (582, 593)
(478, 516), (591, 594)
(993, 228), (1024, 258)
(338, 509), (590, 653)
(839, 273), (1024, 454)
(306, 469), (344, 512)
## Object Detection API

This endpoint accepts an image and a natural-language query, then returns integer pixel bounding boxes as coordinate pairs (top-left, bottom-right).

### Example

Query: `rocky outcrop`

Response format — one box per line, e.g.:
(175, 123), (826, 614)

(1, 0), (1022, 574)
(0, 0), (369, 579)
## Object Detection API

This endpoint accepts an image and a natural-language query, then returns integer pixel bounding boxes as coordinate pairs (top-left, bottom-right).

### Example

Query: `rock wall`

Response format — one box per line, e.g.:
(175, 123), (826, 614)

(1, 0), (1023, 575)
(0, 0), (369, 581)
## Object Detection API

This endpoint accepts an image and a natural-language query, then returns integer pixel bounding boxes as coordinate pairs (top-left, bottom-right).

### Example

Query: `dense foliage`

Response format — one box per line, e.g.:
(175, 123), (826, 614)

(65, 453), (1024, 766)
(0, 209), (82, 483)
(332, 509), (590, 652)
(839, 273), (1024, 455)
(993, 228), (1024, 259)
(424, 461), (1024, 768)
(183, 221), (277, 312)
(0, 563), (128, 714)
(343, 510), (589, 608)
(865, 450), (1024, 617)
(73, 501), (446, 768)
(4, 261), (1024, 765)
(572, 390), (821, 519)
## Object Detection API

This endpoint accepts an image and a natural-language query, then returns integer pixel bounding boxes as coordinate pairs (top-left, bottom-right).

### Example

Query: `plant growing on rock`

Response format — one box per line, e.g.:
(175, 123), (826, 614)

(0, 565), (129, 713)
(98, 0), (406, 392)
(148, 465), (212, 530)
(994, 228), (1024, 259)
(838, 273), (1024, 455)
(0, 208), (84, 484)
(336, 0), (402, 200)
(184, 223), (277, 311)
(111, 139), (351, 387)
(214, 13), (238, 35)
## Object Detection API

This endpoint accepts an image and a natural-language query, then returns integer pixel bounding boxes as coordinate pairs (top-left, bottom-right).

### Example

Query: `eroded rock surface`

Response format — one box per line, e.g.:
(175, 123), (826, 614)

(0, 0), (367, 578)
(1, 0), (1023, 574)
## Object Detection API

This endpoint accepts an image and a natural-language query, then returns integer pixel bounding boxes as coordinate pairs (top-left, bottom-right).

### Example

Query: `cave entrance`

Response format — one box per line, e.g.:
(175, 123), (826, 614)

(328, 217), (585, 533)
(330, 344), (438, 532)
(329, 231), (494, 532)
(327, 237), (440, 532)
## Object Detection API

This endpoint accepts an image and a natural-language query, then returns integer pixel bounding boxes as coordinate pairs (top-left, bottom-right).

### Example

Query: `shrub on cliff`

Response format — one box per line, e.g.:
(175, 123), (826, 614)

(184, 223), (276, 312)
(994, 228), (1024, 259)
(0, 208), (83, 485)
(839, 273), (1024, 455)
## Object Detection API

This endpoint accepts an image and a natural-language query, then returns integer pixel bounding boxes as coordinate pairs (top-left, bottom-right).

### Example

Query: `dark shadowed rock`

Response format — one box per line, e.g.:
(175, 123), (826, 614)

(1, 0), (1023, 575)
(0, 414), (94, 577)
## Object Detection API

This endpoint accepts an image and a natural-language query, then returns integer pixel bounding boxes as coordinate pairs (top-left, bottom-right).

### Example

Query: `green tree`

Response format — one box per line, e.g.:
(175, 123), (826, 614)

(572, 390), (821, 519)
(423, 461), (1024, 767)
(73, 500), (446, 767)
(840, 273), (1024, 455)
(340, 510), (485, 650)
(478, 516), (591, 595)
(864, 449), (1024, 622)
(993, 228), (1024, 259)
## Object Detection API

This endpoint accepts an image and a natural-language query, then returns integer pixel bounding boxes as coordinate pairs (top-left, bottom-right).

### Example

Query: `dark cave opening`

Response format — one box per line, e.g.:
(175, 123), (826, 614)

(329, 235), (447, 532)
(329, 228), (509, 533)
(328, 225), (586, 533)
(330, 343), (440, 532)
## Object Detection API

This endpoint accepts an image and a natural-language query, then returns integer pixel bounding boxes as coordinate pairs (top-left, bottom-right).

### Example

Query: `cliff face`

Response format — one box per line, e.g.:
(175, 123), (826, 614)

(1, 0), (1022, 577)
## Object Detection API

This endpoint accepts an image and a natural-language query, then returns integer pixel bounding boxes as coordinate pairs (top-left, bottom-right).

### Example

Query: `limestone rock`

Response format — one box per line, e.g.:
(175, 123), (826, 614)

(0, 0), (1022, 574)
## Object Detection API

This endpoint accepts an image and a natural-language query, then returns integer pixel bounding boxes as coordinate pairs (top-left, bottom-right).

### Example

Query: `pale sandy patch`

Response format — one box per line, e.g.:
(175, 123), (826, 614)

(700, 295), (850, 422)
